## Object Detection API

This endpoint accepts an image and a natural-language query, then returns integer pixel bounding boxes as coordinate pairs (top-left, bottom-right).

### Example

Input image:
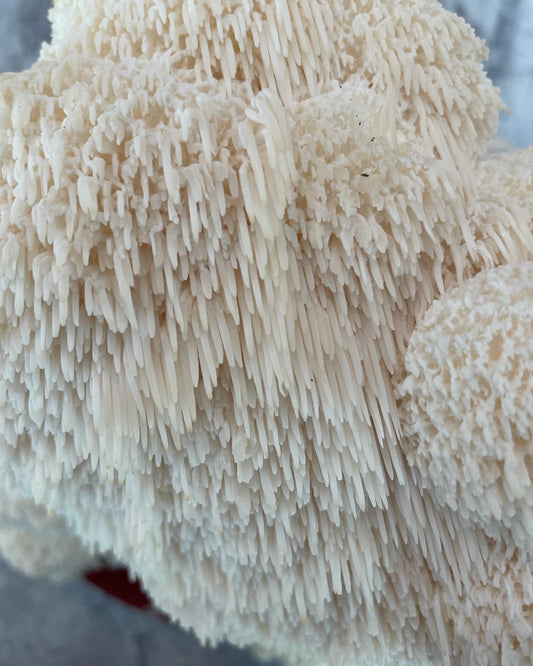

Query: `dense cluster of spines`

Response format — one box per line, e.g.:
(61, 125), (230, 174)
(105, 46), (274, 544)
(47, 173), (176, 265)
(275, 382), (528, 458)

(0, 1), (532, 664)
(399, 263), (533, 549)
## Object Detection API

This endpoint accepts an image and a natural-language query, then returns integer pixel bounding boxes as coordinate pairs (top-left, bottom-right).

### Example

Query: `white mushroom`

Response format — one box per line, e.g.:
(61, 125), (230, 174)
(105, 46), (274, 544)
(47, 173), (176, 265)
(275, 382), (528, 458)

(0, 1), (532, 664)
(398, 263), (533, 548)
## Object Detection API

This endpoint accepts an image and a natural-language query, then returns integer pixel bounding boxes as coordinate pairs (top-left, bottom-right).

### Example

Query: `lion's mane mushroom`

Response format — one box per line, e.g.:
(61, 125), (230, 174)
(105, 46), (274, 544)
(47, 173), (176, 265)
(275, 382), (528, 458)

(398, 262), (533, 546)
(0, 1), (532, 664)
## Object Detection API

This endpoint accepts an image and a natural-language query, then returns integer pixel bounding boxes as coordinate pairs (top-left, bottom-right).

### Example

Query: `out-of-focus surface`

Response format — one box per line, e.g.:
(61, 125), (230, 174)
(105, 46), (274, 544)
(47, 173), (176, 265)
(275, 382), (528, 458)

(0, 1), (530, 665)
(0, 558), (280, 666)
(0, 0), (51, 73)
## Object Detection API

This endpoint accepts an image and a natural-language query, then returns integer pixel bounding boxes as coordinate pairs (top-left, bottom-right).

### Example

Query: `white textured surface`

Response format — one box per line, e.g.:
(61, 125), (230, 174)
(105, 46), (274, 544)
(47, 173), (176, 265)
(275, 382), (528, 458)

(1, 0), (532, 146)
(398, 262), (533, 542)
(0, 0), (511, 662)
(0, 2), (531, 666)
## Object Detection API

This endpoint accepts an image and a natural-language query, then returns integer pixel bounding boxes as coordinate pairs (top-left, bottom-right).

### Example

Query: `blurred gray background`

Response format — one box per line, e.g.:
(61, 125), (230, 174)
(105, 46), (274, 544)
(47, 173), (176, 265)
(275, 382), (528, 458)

(0, 1), (531, 665)
(0, 559), (279, 666)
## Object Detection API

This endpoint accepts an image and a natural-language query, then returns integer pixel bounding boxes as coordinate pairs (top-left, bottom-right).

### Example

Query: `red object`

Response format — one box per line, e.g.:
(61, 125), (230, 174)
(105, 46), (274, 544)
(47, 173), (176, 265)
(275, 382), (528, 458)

(85, 568), (151, 609)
